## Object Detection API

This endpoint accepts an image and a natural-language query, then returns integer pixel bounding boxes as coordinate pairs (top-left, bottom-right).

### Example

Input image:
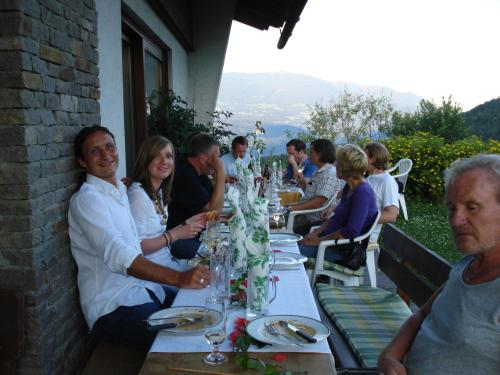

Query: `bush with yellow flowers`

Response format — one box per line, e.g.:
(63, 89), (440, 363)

(382, 133), (500, 201)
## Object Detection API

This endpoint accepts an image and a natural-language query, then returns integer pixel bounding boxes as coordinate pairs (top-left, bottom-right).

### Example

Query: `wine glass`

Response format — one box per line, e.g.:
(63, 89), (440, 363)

(203, 296), (227, 365)
(272, 211), (283, 231)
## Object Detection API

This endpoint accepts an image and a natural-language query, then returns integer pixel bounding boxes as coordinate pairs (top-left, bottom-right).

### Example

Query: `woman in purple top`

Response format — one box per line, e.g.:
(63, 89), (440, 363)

(299, 144), (378, 263)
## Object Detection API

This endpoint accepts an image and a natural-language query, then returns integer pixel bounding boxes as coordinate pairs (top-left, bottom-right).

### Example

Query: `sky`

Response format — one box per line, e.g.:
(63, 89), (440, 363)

(223, 0), (500, 111)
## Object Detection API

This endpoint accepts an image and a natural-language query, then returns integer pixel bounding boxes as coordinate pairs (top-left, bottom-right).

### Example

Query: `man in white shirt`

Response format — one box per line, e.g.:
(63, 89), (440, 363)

(68, 126), (210, 349)
(220, 136), (251, 183)
(364, 142), (399, 242)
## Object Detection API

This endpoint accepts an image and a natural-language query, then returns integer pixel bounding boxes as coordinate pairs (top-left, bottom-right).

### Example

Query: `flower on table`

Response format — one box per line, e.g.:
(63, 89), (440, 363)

(270, 353), (288, 363)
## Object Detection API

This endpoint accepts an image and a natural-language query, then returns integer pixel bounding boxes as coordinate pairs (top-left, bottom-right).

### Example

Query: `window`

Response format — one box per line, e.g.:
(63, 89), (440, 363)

(121, 7), (170, 175)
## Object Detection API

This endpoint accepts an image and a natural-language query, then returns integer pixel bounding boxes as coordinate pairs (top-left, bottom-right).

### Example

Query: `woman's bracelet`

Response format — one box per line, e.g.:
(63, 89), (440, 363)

(162, 232), (170, 247)
(165, 231), (173, 246)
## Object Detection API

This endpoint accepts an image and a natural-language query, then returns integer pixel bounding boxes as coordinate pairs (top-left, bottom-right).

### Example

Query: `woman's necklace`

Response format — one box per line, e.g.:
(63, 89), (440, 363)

(154, 189), (168, 226)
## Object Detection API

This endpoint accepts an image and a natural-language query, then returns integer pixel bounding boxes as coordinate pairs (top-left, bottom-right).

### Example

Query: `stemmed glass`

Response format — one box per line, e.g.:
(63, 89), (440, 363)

(272, 211), (284, 231)
(203, 296), (227, 365)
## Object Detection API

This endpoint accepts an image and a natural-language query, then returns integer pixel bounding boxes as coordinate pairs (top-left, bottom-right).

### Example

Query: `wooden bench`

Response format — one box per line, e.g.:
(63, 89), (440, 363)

(314, 224), (452, 371)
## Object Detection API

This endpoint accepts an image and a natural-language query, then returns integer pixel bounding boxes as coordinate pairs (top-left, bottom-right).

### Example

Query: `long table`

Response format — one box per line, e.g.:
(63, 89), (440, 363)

(140, 241), (336, 374)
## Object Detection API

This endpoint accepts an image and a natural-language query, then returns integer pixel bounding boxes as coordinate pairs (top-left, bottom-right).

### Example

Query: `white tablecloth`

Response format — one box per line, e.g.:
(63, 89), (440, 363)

(150, 242), (330, 354)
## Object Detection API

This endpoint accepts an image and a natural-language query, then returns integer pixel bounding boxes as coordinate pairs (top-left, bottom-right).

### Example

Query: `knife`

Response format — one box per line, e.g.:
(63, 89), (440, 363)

(146, 317), (204, 331)
(278, 320), (317, 343)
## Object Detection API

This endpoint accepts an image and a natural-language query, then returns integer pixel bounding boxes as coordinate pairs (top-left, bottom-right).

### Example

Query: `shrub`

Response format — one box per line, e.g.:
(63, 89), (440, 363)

(383, 133), (499, 201)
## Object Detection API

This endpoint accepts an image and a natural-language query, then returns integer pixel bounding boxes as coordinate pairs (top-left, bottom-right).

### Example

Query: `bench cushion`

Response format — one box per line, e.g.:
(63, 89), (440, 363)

(305, 259), (365, 277)
(316, 284), (412, 368)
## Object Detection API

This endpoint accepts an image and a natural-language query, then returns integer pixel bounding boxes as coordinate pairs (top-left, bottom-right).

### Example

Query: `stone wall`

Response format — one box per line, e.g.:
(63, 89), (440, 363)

(0, 1), (100, 374)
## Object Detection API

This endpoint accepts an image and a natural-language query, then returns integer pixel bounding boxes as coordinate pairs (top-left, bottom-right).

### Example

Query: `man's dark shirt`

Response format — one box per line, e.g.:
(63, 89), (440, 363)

(168, 156), (213, 228)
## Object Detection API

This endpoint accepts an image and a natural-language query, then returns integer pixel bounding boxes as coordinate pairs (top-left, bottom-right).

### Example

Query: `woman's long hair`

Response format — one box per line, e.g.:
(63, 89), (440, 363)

(132, 136), (175, 205)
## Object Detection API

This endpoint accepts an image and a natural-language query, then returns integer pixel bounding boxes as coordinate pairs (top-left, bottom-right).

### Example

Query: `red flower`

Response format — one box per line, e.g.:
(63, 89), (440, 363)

(242, 279), (248, 288)
(270, 353), (288, 362)
(234, 317), (248, 331)
(272, 275), (280, 282)
(229, 330), (243, 345)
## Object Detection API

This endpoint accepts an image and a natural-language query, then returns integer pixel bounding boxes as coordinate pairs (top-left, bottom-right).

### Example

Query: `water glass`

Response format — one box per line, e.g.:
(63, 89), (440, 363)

(203, 296), (227, 365)
(245, 267), (277, 320)
(209, 253), (230, 300)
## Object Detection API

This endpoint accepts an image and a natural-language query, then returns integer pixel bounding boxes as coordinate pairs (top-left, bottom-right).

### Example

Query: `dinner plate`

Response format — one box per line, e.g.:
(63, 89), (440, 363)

(147, 306), (222, 335)
(246, 315), (329, 346)
(269, 232), (303, 244)
(273, 251), (307, 269)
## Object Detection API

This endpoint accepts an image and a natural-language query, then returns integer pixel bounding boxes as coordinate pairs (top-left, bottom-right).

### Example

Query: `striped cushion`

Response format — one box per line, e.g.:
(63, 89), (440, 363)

(317, 284), (412, 368)
(305, 258), (365, 277)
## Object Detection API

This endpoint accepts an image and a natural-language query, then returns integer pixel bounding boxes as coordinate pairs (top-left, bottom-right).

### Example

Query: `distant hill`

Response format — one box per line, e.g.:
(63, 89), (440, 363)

(463, 98), (500, 140)
(217, 72), (422, 154)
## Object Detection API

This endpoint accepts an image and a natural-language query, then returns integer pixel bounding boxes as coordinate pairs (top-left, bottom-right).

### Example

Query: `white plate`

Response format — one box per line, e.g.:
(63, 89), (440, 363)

(269, 232), (303, 244)
(246, 315), (329, 346)
(273, 251), (307, 269)
(148, 306), (222, 335)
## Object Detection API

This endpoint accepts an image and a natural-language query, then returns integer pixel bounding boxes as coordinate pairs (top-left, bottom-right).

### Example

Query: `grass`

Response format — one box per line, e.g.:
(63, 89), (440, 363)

(393, 196), (463, 263)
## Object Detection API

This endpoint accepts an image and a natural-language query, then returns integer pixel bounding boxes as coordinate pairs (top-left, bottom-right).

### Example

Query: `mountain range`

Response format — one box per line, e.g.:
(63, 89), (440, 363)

(216, 72), (422, 154)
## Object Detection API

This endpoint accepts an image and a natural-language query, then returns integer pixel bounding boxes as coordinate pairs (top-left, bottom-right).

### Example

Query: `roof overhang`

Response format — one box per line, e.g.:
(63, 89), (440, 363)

(233, 0), (308, 49)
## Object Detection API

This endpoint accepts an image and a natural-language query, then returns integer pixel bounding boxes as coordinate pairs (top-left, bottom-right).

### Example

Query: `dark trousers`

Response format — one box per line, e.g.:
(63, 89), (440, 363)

(92, 287), (177, 350)
(170, 238), (201, 259)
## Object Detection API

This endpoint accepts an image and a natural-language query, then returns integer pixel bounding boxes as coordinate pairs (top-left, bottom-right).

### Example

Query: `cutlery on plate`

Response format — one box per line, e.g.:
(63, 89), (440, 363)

(278, 320), (317, 343)
(146, 316), (204, 331)
(264, 323), (303, 346)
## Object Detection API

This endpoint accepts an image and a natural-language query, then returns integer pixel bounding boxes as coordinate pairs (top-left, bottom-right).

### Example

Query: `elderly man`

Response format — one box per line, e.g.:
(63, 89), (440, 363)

(68, 126), (210, 350)
(220, 136), (251, 183)
(285, 138), (317, 188)
(378, 154), (500, 375)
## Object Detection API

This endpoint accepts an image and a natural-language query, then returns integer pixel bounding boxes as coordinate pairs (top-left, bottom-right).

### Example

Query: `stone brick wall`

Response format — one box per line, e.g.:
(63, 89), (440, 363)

(0, 1), (100, 374)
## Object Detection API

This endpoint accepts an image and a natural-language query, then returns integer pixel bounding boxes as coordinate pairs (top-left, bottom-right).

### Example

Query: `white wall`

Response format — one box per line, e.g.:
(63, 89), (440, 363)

(189, 0), (236, 125)
(96, 0), (127, 178)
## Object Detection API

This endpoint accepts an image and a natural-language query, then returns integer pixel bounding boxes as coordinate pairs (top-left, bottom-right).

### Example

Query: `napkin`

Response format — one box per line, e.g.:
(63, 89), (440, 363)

(254, 152), (262, 177)
(227, 186), (247, 273)
(245, 197), (272, 313)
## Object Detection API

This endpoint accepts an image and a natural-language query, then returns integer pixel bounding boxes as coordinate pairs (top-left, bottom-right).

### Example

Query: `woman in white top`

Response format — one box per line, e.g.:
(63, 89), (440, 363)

(128, 136), (207, 271)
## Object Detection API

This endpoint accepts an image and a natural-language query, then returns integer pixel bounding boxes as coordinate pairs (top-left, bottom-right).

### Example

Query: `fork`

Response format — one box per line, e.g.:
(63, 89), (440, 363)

(264, 323), (303, 346)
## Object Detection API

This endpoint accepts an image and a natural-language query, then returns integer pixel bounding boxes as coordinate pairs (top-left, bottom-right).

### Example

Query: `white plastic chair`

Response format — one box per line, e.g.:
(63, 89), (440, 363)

(310, 211), (381, 287)
(388, 158), (413, 220)
(286, 194), (337, 232)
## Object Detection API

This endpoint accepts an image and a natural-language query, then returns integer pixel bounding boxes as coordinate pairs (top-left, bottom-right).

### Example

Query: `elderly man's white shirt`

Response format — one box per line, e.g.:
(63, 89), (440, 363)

(68, 174), (165, 329)
(220, 152), (250, 177)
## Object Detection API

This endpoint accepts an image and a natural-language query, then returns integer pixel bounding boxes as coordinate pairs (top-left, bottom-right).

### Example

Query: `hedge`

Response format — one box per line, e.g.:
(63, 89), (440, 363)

(383, 133), (500, 201)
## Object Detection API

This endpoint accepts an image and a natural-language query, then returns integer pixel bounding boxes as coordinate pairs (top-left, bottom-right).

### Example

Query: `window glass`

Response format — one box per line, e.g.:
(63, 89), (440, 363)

(144, 51), (163, 114)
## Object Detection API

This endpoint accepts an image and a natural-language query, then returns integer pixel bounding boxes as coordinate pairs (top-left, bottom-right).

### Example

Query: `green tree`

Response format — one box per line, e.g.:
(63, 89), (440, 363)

(147, 90), (235, 153)
(463, 98), (500, 141)
(302, 90), (394, 143)
(387, 96), (469, 142)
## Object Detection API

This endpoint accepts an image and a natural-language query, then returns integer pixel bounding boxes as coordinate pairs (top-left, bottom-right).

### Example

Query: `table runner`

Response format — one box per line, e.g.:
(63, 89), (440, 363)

(150, 242), (331, 354)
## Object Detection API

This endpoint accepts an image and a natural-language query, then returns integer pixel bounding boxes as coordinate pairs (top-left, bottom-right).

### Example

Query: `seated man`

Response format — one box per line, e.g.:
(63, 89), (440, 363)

(68, 126), (210, 350)
(168, 133), (225, 257)
(284, 138), (317, 189)
(287, 139), (344, 235)
(378, 154), (500, 375)
(364, 142), (399, 242)
(220, 135), (250, 183)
